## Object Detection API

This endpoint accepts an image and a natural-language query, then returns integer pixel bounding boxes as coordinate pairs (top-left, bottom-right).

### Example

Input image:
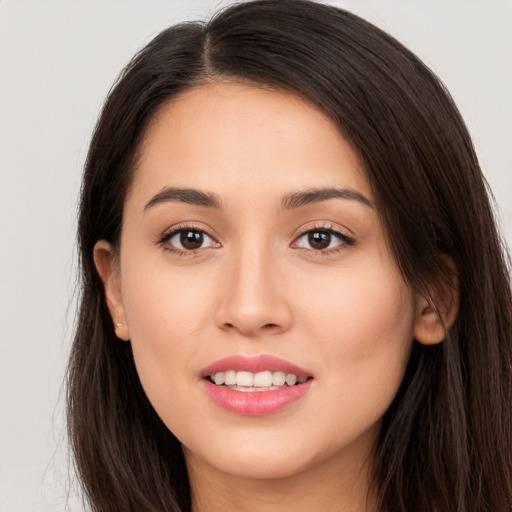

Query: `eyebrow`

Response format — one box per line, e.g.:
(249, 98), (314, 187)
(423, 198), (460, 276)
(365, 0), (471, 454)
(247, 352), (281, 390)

(144, 187), (222, 210)
(144, 186), (373, 212)
(281, 187), (373, 209)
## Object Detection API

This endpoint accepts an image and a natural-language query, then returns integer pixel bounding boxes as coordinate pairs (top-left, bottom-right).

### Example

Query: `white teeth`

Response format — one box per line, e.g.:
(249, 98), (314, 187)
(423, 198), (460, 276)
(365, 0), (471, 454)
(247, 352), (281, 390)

(253, 371), (273, 387)
(236, 371), (253, 386)
(213, 372), (225, 385)
(224, 370), (236, 385)
(285, 373), (297, 386)
(211, 370), (308, 388)
(272, 371), (286, 386)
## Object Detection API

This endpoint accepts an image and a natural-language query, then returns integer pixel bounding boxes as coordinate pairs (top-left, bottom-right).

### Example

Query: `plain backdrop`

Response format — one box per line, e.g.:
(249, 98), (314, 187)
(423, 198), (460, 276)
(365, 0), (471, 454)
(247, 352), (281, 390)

(1, 1), (511, 510)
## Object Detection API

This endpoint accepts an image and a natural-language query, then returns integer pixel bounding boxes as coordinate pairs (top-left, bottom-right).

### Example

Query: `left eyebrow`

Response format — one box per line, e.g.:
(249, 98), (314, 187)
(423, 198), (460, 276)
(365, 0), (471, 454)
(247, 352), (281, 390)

(281, 187), (373, 210)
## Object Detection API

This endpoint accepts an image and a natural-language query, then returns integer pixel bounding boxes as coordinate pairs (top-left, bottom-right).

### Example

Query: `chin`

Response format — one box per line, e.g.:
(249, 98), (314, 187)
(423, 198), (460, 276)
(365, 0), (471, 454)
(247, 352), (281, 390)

(203, 449), (317, 481)
(183, 426), (348, 483)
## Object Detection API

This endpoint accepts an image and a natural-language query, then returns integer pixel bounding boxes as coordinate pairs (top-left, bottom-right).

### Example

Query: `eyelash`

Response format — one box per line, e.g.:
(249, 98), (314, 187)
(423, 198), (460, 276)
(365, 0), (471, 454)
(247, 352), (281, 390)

(156, 223), (355, 257)
(156, 223), (219, 256)
(292, 224), (355, 257)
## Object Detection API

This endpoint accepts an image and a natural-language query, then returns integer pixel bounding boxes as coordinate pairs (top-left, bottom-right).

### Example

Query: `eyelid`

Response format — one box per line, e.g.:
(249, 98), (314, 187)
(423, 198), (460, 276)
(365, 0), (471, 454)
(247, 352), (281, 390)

(156, 223), (221, 253)
(155, 221), (355, 256)
(291, 222), (355, 254)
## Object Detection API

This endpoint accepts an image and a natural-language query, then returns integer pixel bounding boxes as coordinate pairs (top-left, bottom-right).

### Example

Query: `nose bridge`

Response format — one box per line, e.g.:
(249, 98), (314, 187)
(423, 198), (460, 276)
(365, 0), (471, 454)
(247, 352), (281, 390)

(216, 233), (291, 336)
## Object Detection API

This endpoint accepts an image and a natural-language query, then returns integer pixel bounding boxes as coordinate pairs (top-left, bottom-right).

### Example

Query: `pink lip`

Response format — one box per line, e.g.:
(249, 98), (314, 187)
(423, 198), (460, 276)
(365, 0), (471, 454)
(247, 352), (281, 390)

(201, 354), (312, 378)
(200, 354), (314, 416)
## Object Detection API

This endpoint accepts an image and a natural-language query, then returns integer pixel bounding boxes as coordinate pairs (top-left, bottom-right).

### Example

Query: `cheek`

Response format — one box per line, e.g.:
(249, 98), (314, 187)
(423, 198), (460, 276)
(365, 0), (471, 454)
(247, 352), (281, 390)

(121, 249), (215, 336)
(284, 269), (415, 454)
(298, 247), (414, 341)
(118, 254), (217, 411)
(295, 260), (415, 397)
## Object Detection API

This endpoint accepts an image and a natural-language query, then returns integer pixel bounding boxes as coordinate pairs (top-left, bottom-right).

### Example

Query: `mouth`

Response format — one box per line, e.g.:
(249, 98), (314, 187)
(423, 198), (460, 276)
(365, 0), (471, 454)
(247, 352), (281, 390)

(206, 370), (312, 392)
(201, 355), (314, 415)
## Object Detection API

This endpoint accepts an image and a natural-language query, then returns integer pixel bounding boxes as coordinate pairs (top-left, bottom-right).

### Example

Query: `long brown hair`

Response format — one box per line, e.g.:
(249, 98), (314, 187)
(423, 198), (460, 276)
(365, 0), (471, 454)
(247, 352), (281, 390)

(68, 1), (512, 510)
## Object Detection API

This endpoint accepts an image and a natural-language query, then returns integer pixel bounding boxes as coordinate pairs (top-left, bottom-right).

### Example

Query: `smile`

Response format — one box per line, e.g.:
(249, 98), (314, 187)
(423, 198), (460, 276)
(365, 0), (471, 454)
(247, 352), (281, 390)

(201, 355), (314, 415)
(209, 370), (309, 390)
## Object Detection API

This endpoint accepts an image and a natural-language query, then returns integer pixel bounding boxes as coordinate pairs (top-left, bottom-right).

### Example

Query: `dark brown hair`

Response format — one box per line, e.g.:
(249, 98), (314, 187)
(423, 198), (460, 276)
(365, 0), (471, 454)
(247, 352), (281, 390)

(68, 1), (512, 510)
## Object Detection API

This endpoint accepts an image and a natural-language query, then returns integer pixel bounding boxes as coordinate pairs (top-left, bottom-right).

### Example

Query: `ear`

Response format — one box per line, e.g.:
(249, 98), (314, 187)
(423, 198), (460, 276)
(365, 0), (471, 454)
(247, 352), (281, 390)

(414, 257), (459, 345)
(93, 240), (130, 341)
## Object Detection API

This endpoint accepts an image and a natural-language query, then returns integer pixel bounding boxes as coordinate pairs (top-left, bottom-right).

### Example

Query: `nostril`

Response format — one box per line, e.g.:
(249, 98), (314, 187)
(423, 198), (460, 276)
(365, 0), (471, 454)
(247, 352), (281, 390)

(220, 321), (282, 335)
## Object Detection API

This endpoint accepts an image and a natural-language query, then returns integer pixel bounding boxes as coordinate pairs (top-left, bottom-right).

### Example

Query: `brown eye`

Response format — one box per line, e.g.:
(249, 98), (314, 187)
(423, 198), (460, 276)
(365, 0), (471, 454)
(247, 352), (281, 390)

(308, 231), (331, 249)
(180, 230), (204, 250)
(294, 228), (350, 252)
(166, 229), (218, 252)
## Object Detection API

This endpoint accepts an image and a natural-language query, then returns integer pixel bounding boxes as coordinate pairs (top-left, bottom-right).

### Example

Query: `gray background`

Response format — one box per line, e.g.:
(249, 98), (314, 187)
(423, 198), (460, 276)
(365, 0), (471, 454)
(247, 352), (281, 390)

(1, 1), (510, 510)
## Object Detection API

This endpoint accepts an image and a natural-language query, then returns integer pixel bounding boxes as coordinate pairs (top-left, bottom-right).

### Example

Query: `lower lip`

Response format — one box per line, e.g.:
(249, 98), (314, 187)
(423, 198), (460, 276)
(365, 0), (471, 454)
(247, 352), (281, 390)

(202, 379), (313, 416)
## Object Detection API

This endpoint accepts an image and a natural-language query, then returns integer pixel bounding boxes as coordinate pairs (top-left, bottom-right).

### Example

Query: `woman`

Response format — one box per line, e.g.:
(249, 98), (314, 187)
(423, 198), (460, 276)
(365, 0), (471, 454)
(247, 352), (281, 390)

(67, 1), (512, 510)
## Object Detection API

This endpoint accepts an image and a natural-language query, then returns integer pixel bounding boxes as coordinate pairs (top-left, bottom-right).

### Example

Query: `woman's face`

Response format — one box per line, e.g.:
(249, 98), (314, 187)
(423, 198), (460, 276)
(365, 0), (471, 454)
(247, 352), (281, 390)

(105, 83), (422, 482)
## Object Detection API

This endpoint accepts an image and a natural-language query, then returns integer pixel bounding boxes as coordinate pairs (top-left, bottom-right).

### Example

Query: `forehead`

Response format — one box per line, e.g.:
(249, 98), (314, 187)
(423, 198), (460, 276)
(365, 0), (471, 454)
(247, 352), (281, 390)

(129, 82), (371, 207)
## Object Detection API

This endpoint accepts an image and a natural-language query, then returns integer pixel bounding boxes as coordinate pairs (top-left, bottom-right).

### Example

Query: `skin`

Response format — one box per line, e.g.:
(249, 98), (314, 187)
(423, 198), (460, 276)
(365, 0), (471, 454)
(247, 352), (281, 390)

(95, 83), (454, 511)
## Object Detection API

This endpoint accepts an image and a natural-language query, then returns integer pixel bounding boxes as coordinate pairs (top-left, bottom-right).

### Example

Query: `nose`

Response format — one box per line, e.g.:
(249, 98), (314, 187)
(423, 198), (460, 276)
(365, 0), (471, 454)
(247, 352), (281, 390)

(214, 242), (293, 337)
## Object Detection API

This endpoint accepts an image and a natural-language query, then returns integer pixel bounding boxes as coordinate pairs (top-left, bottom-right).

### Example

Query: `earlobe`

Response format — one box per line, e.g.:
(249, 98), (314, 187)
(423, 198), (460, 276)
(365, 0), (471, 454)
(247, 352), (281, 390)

(414, 296), (448, 345)
(414, 259), (459, 345)
(93, 240), (130, 341)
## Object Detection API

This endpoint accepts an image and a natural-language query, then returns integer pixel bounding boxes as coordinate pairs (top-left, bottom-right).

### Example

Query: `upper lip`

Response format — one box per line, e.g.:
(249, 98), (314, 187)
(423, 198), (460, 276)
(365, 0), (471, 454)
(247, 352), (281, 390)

(201, 354), (313, 379)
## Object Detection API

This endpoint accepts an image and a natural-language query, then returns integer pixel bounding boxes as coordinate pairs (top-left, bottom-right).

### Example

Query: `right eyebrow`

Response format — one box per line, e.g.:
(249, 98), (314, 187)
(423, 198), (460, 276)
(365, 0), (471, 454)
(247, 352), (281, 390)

(144, 187), (222, 211)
